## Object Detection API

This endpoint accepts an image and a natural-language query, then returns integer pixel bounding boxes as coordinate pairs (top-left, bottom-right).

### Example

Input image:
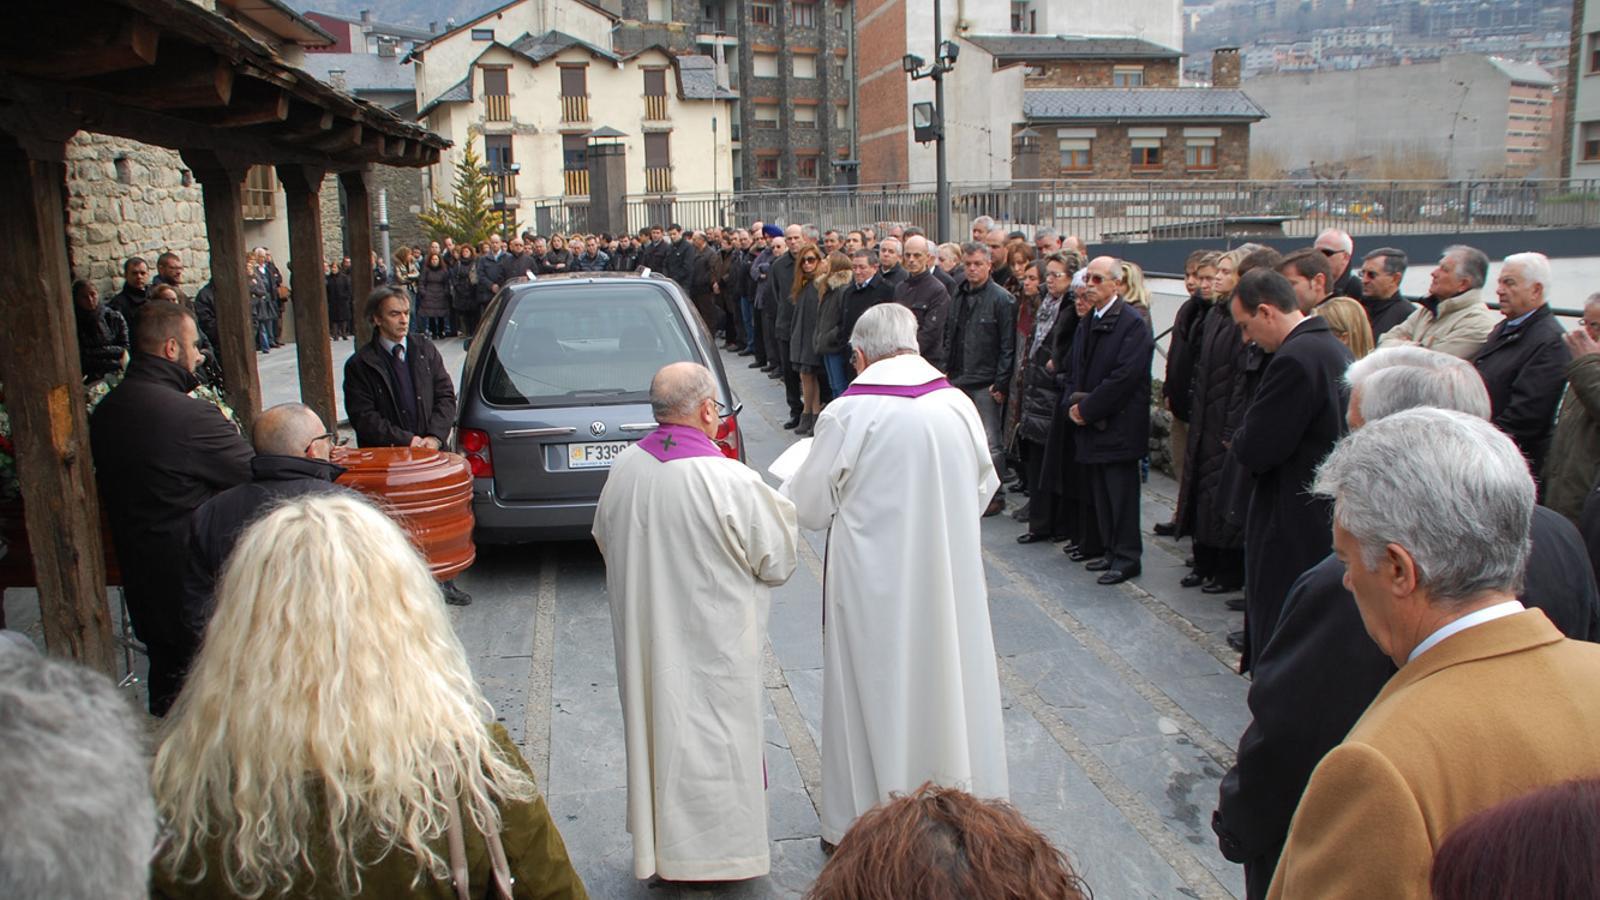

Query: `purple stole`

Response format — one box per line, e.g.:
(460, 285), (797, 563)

(639, 423), (723, 462)
(838, 377), (952, 399)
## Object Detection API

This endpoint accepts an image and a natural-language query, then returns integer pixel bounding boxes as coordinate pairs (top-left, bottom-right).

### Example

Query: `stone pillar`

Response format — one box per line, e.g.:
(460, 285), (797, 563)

(0, 124), (115, 675)
(1212, 48), (1241, 88)
(183, 149), (263, 437)
(277, 164), (337, 431)
(587, 141), (628, 236)
(340, 168), (375, 347)
(1013, 131), (1042, 180)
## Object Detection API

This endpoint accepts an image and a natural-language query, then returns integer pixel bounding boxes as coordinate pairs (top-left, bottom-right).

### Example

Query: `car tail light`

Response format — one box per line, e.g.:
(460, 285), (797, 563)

(715, 414), (741, 460)
(460, 428), (494, 477)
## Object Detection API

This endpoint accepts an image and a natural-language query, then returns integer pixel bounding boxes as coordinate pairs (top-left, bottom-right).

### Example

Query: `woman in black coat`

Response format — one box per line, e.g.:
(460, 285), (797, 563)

(325, 261), (353, 339)
(540, 234), (573, 275)
(416, 252), (453, 339)
(449, 244), (477, 339)
(1174, 250), (1250, 593)
(1041, 270), (1104, 560)
(1016, 259), (1068, 542)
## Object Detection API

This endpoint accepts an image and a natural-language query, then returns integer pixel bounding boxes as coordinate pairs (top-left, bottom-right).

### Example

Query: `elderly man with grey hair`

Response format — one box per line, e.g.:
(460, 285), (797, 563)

(1265, 408), (1600, 899)
(594, 361), (797, 882)
(1312, 227), (1361, 300)
(1545, 292), (1600, 523)
(784, 303), (1009, 852)
(0, 640), (158, 900)
(1213, 346), (1600, 900)
(1472, 251), (1571, 482)
(1377, 244), (1499, 359)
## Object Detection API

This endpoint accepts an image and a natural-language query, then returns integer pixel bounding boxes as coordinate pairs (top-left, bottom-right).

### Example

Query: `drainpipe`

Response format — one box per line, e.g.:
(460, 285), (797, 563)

(377, 187), (392, 273)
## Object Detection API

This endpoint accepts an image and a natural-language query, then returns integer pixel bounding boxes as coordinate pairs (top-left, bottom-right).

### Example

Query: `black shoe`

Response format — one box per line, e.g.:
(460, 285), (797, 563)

(737, 349), (755, 357)
(984, 496), (1005, 517)
(1154, 521), (1177, 536)
(1009, 502), (1030, 521)
(1181, 572), (1207, 588)
(1227, 630), (1247, 653)
(1185, 556), (1195, 567)
(795, 413), (816, 437)
(820, 838), (837, 856)
(748, 360), (765, 368)
(1098, 567), (1139, 585)
(1007, 480), (1028, 494)
(1085, 558), (1112, 572)
(1017, 532), (1049, 544)
(783, 416), (801, 430)
(761, 363), (779, 372)
(442, 581), (473, 606)
(1203, 580), (1243, 595)
(767, 370), (783, 380)
(1067, 547), (1089, 561)
(1225, 596), (1246, 611)
(1052, 534), (1071, 543)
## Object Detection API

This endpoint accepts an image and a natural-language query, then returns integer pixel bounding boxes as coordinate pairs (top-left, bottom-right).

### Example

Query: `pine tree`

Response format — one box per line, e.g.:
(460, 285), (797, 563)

(417, 136), (519, 245)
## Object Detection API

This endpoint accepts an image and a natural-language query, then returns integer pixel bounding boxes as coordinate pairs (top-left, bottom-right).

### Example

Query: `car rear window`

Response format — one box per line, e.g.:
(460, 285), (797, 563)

(480, 282), (698, 407)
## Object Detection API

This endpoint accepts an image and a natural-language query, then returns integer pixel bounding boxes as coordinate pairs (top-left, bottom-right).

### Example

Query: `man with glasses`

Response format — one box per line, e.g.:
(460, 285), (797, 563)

(182, 403), (352, 649)
(1313, 228), (1362, 301)
(90, 302), (253, 715)
(1357, 247), (1416, 338)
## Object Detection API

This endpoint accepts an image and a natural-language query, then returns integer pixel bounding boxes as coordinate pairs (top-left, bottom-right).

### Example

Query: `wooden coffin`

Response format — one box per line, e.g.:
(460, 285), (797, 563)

(331, 446), (476, 581)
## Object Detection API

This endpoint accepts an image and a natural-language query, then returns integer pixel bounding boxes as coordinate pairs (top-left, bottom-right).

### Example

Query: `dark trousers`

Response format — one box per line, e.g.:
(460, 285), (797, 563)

(1090, 460), (1142, 573)
(1023, 439), (1064, 537)
(741, 295), (759, 354)
(1244, 849), (1280, 900)
(762, 304), (782, 370)
(775, 335), (803, 417)
(1193, 542), (1245, 588)
(143, 634), (196, 717)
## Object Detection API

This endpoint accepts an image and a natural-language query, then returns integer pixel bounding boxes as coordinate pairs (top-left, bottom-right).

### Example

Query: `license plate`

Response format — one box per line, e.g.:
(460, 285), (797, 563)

(567, 440), (632, 469)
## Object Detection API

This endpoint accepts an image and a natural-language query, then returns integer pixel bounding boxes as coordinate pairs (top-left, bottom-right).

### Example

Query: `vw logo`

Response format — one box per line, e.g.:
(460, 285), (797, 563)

(590, 421), (607, 437)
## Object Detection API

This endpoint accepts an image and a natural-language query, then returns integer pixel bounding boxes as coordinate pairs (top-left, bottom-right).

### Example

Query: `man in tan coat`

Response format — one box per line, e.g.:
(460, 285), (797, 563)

(1376, 244), (1499, 359)
(1268, 407), (1600, 899)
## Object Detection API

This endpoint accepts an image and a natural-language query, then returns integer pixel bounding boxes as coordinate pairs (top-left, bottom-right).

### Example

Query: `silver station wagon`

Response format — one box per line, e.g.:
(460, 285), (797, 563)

(454, 272), (744, 542)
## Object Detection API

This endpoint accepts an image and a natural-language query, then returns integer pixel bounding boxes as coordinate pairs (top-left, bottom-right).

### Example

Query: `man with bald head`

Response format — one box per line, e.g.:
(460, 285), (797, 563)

(1313, 228), (1361, 300)
(90, 302), (252, 715)
(182, 403), (351, 653)
(594, 362), (798, 884)
(893, 234), (950, 369)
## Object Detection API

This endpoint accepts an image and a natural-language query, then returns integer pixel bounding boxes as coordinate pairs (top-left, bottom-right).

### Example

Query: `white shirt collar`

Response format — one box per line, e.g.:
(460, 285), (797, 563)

(1407, 600), (1525, 664)
(378, 334), (408, 357)
(1092, 296), (1120, 320)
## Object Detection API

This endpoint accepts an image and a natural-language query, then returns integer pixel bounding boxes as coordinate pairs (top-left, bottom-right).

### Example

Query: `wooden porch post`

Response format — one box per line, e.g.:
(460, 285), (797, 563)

(277, 164), (336, 429)
(340, 167), (375, 347)
(183, 151), (263, 438)
(0, 126), (115, 674)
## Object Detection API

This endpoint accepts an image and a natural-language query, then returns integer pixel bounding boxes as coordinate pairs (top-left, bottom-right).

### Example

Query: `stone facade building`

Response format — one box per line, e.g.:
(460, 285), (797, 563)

(611, 0), (856, 190)
(66, 134), (212, 295)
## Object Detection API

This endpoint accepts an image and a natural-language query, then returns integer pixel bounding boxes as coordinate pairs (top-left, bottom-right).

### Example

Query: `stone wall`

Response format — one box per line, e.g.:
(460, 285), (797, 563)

(1035, 122), (1251, 180)
(1025, 59), (1181, 89)
(65, 133), (211, 294)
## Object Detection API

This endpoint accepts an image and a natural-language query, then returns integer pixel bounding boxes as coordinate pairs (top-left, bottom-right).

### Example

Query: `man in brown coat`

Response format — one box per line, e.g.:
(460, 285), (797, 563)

(1269, 407), (1600, 899)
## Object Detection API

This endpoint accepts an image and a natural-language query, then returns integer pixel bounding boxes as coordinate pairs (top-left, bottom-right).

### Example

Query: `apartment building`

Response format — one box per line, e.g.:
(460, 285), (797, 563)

(406, 0), (734, 221)
(611, 0), (856, 190)
(1571, 0), (1600, 178)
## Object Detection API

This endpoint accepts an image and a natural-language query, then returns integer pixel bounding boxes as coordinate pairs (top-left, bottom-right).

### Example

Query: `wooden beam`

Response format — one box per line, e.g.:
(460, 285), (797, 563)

(308, 124), (363, 153)
(79, 58), (235, 111)
(276, 107), (336, 140)
(340, 167), (376, 347)
(182, 150), (263, 438)
(276, 164), (337, 431)
(0, 131), (115, 675)
(7, 18), (159, 79)
(214, 87), (290, 127)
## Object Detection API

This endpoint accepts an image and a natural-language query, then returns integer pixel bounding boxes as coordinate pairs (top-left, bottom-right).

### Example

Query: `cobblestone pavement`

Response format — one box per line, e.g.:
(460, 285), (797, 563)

(4, 335), (1252, 899)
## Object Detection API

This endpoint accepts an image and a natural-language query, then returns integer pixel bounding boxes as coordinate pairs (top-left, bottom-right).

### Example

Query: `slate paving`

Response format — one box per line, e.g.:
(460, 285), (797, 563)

(1, 335), (1256, 899)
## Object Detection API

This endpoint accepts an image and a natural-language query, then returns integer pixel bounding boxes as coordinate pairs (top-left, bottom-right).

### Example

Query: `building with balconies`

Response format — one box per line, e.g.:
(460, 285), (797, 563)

(406, 0), (734, 230)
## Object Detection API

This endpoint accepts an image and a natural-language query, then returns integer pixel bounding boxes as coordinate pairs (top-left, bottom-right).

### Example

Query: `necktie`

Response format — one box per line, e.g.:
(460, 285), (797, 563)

(389, 343), (417, 434)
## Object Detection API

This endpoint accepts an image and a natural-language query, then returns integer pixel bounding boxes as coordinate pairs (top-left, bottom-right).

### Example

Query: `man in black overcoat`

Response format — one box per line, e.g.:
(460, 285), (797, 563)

(1213, 347), (1600, 899)
(90, 302), (252, 715)
(1471, 251), (1570, 483)
(1065, 256), (1155, 584)
(342, 285), (471, 605)
(1227, 269), (1353, 671)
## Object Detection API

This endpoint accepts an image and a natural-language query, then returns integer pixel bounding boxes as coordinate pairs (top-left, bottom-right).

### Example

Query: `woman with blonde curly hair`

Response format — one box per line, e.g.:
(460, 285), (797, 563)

(150, 493), (586, 899)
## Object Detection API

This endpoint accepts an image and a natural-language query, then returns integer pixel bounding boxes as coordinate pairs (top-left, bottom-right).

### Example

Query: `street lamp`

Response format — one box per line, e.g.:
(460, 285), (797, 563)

(480, 161), (521, 235)
(904, 28), (959, 242)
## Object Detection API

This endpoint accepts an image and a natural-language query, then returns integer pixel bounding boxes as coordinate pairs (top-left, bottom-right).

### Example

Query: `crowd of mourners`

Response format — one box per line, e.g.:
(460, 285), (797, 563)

(22, 207), (1600, 900)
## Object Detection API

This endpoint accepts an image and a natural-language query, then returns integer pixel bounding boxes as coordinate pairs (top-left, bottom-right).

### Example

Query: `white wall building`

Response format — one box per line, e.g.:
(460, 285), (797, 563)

(1572, 0), (1600, 179)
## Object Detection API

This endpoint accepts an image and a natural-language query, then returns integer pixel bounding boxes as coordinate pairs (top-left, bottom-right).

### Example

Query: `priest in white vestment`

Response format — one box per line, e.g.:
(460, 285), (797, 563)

(593, 362), (800, 881)
(782, 303), (1010, 847)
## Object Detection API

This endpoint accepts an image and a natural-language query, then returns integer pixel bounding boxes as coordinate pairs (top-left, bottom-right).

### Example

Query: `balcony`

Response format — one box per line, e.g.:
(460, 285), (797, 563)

(644, 166), (673, 194)
(563, 168), (589, 197)
(644, 93), (669, 121)
(484, 93), (510, 123)
(561, 94), (589, 123)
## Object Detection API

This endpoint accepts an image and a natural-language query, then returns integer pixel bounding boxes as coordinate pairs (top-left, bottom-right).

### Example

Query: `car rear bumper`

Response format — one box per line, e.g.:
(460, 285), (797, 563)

(471, 479), (599, 543)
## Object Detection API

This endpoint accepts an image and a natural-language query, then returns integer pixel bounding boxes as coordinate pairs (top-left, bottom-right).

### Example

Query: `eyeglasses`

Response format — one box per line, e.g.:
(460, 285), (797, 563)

(713, 399), (742, 419)
(1359, 269), (1383, 279)
(304, 431), (349, 455)
(1046, 270), (1069, 279)
(1084, 273), (1109, 285)
(802, 257), (820, 265)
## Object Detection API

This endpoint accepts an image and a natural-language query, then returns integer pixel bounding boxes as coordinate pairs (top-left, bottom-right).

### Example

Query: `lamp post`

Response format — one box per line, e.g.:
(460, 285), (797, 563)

(480, 160), (521, 236)
(903, 14), (959, 243)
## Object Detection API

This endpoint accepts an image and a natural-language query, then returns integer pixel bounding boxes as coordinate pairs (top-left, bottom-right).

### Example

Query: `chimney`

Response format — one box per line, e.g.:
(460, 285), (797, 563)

(1213, 47), (1241, 87)
(376, 40), (396, 58)
(329, 69), (348, 91)
(429, 21), (438, 34)
(359, 9), (371, 24)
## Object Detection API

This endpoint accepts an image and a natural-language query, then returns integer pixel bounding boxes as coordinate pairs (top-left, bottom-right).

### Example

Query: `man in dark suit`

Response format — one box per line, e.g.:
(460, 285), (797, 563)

(1213, 345), (1600, 899)
(843, 249), (895, 342)
(342, 285), (471, 605)
(1066, 256), (1155, 584)
(1472, 251), (1570, 483)
(90, 302), (253, 714)
(663, 223), (695, 291)
(1229, 269), (1353, 671)
(474, 233), (509, 312)
(636, 224), (669, 273)
(1356, 247), (1416, 338)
